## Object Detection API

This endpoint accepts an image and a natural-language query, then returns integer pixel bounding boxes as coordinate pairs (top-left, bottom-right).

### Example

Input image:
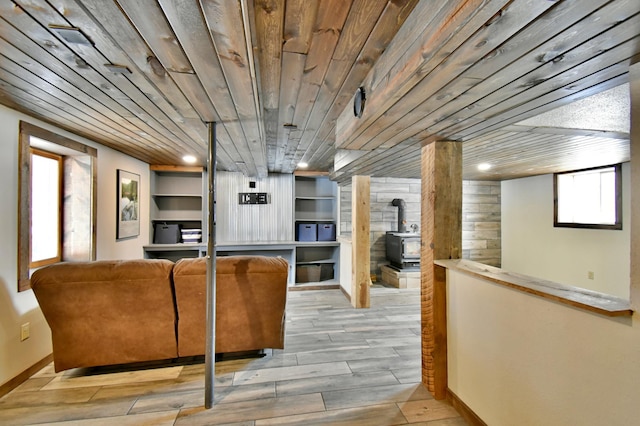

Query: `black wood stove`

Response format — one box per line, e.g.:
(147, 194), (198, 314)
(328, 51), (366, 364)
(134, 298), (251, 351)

(385, 198), (421, 270)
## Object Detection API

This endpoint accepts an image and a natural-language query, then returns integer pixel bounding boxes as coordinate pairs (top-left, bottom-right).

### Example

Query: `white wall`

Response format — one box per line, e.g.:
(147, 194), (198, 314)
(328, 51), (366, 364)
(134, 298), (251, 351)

(447, 269), (640, 425)
(448, 62), (640, 425)
(339, 237), (352, 297)
(501, 166), (630, 299)
(95, 144), (150, 260)
(0, 105), (149, 387)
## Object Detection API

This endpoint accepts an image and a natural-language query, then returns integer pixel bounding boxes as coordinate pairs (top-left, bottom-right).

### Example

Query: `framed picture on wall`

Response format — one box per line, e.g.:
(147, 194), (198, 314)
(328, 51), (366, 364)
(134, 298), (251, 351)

(116, 169), (140, 240)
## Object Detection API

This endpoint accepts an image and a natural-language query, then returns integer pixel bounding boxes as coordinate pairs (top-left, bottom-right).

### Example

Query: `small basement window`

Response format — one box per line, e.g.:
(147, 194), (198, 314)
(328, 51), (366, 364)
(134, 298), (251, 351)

(30, 148), (62, 268)
(554, 164), (622, 230)
(18, 122), (97, 291)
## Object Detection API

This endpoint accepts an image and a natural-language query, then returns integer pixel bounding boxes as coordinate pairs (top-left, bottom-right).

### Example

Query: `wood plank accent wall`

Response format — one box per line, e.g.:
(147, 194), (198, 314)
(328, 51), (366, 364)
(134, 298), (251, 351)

(462, 181), (501, 267)
(339, 178), (500, 278)
(370, 178), (421, 278)
(339, 178), (420, 279)
(421, 141), (462, 399)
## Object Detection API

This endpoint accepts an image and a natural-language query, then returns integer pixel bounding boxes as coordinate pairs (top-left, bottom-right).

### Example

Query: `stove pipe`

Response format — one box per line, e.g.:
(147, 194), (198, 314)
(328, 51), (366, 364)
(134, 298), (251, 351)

(391, 198), (407, 233)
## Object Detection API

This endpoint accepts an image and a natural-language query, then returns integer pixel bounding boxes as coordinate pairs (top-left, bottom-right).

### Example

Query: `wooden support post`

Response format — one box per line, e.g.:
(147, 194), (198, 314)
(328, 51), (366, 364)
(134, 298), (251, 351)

(421, 140), (462, 400)
(351, 175), (370, 308)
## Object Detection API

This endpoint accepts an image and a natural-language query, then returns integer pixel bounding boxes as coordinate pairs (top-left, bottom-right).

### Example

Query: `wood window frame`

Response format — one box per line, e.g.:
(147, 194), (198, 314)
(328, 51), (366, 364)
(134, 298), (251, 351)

(18, 122), (97, 292)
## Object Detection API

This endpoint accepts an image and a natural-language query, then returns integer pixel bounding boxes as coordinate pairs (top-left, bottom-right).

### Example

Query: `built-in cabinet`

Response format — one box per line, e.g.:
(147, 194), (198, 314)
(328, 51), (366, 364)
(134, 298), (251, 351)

(143, 165), (207, 261)
(294, 175), (339, 286)
(143, 168), (340, 288)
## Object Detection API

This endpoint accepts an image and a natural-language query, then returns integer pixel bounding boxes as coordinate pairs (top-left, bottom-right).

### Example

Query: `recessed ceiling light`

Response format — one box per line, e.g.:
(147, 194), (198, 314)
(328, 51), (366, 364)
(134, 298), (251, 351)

(183, 155), (197, 164)
(477, 163), (492, 171)
(297, 162), (308, 169)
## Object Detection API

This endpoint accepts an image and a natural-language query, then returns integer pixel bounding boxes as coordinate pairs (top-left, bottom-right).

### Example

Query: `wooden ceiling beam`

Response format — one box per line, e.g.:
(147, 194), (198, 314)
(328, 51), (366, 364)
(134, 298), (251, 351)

(299, 0), (418, 172)
(436, 2), (638, 140)
(334, 0), (511, 150)
(200, 0), (268, 177)
(284, 0), (352, 172)
(157, 0), (263, 177)
(341, 0), (559, 152)
(254, 0), (285, 172)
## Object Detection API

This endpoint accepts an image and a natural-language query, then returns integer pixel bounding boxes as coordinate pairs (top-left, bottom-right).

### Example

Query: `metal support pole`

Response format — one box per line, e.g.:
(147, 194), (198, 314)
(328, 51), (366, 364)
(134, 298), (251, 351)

(204, 122), (217, 409)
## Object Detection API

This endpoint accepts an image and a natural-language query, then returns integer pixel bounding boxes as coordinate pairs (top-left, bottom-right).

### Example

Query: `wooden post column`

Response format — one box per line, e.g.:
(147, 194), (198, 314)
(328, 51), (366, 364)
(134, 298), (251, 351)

(351, 175), (370, 308)
(421, 140), (462, 400)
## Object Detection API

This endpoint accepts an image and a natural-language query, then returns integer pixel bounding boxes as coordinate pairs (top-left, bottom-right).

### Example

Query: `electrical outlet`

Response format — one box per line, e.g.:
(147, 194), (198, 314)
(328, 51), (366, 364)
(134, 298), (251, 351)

(588, 271), (595, 280)
(20, 322), (30, 341)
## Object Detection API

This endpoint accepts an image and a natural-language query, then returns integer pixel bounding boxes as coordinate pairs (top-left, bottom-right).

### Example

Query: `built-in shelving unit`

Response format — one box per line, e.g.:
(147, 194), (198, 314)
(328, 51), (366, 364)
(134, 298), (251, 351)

(144, 165), (207, 260)
(294, 174), (339, 287)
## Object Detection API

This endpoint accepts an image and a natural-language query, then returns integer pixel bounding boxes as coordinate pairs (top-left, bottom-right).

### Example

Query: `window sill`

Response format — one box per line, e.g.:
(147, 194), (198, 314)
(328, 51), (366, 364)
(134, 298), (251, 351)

(434, 259), (633, 317)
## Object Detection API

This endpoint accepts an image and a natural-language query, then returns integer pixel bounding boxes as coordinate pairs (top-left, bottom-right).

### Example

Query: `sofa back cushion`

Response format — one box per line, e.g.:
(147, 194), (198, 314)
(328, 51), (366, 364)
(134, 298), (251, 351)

(31, 259), (178, 371)
(173, 255), (289, 356)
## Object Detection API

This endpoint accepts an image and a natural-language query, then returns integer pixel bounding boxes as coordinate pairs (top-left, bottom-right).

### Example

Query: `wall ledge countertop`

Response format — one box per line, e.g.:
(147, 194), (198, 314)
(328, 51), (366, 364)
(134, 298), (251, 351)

(435, 259), (633, 318)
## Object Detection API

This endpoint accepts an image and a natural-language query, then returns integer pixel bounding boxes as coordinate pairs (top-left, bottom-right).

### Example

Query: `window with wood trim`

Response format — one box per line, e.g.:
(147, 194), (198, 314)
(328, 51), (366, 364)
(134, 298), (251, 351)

(18, 122), (97, 292)
(554, 164), (622, 230)
(29, 148), (62, 268)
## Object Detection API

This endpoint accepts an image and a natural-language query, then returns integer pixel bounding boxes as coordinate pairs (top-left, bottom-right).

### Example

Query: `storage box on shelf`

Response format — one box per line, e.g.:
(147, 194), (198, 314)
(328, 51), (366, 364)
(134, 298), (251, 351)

(317, 223), (336, 241)
(181, 228), (202, 243)
(294, 174), (339, 286)
(153, 223), (181, 244)
(296, 223), (317, 241)
(144, 165), (207, 260)
(296, 264), (321, 283)
(294, 261), (335, 284)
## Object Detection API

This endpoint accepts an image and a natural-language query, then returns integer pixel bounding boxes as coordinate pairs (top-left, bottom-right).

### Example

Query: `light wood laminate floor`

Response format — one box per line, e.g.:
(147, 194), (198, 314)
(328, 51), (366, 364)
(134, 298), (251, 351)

(0, 287), (468, 425)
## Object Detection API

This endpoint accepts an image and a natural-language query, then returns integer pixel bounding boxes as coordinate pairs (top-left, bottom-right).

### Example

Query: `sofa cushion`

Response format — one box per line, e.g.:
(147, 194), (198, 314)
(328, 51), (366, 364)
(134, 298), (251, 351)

(31, 259), (178, 372)
(173, 255), (288, 356)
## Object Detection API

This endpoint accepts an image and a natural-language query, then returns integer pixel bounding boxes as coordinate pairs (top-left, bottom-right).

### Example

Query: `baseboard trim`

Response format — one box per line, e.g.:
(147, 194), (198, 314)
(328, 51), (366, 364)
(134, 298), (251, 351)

(0, 353), (53, 398)
(339, 285), (351, 302)
(448, 388), (487, 426)
(288, 284), (340, 291)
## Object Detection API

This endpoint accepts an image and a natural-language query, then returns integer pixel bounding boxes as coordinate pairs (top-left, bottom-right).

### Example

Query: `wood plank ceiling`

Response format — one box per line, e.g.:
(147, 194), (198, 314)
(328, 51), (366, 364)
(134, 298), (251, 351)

(0, 0), (638, 181)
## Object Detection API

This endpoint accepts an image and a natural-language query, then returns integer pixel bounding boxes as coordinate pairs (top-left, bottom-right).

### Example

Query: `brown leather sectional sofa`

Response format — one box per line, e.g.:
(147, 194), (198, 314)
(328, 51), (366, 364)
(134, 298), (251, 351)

(31, 255), (289, 372)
